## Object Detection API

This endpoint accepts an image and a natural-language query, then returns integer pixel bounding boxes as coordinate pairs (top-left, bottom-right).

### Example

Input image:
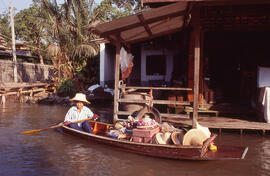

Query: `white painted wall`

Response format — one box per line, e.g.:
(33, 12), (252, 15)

(100, 44), (176, 86)
(100, 43), (105, 86)
(141, 46), (174, 83)
(99, 43), (115, 87)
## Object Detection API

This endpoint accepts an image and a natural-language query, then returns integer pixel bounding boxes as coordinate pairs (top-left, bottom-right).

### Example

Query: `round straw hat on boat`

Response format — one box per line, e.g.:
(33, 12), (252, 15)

(182, 129), (207, 146)
(171, 130), (185, 145)
(155, 132), (171, 144)
(70, 93), (90, 104)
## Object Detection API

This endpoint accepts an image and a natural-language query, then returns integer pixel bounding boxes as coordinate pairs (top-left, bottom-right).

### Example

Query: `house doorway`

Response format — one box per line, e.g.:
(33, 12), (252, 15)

(204, 31), (270, 107)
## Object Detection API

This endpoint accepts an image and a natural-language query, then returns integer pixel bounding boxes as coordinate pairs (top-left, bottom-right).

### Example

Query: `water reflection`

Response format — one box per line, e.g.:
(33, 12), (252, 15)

(257, 139), (270, 176)
(0, 102), (270, 176)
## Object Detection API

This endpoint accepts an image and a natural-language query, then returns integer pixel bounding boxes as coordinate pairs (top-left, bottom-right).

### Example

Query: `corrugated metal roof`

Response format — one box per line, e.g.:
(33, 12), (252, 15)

(91, 2), (188, 45)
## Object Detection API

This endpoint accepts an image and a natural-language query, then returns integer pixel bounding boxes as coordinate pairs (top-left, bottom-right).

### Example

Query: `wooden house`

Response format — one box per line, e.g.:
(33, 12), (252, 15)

(92, 0), (270, 130)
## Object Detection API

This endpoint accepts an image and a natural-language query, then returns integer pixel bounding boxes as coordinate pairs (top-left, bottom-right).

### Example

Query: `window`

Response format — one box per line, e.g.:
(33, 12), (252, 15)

(146, 55), (166, 75)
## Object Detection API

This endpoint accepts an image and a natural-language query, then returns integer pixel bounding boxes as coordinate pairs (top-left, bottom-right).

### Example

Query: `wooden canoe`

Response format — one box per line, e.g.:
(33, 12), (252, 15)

(60, 121), (248, 160)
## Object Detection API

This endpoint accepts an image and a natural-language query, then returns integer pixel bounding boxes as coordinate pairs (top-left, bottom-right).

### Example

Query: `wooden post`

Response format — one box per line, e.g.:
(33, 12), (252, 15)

(199, 31), (204, 104)
(113, 42), (121, 123)
(1, 95), (6, 105)
(192, 6), (201, 129)
(18, 88), (23, 103)
(9, 1), (18, 83)
(187, 31), (195, 102)
(30, 89), (33, 97)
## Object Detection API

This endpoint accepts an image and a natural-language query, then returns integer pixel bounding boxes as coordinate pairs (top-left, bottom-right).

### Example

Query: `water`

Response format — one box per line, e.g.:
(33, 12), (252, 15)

(0, 102), (270, 176)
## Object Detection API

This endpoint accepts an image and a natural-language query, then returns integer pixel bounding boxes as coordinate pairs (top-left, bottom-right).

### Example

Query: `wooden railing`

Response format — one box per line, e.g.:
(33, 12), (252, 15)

(115, 84), (193, 121)
(0, 82), (56, 104)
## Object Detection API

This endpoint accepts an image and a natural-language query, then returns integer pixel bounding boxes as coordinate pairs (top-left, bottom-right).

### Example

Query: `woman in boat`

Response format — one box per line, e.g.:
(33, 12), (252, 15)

(63, 93), (98, 133)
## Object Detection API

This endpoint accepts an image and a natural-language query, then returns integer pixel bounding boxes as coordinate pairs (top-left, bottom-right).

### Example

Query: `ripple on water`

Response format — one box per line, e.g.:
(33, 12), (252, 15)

(3, 103), (270, 176)
(256, 139), (270, 176)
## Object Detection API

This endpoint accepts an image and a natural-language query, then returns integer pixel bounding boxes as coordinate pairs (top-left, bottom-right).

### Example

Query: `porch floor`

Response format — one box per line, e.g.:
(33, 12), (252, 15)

(162, 114), (270, 134)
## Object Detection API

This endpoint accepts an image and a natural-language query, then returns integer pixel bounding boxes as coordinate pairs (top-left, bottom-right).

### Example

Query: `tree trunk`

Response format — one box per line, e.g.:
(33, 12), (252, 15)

(37, 38), (44, 64)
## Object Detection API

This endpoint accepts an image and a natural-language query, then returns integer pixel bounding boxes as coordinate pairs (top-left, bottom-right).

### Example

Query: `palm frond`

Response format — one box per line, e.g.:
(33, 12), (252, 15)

(71, 44), (97, 59)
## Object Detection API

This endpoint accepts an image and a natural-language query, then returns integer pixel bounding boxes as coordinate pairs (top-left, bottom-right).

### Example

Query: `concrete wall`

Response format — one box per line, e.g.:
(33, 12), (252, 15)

(0, 60), (56, 83)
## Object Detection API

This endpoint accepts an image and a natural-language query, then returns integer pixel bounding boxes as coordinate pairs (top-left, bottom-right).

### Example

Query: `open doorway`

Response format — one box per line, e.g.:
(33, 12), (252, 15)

(204, 31), (270, 117)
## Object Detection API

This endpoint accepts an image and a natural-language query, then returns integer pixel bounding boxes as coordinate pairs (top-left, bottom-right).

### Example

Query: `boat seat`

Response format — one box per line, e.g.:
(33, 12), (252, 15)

(91, 121), (110, 135)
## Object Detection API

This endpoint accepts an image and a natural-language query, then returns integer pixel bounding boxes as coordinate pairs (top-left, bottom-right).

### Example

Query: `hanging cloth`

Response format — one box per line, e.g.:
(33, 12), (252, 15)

(120, 47), (134, 80)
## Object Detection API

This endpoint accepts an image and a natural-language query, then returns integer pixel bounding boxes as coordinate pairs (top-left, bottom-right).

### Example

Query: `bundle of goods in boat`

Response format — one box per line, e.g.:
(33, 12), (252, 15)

(105, 112), (215, 149)
(131, 114), (159, 143)
(132, 127), (160, 143)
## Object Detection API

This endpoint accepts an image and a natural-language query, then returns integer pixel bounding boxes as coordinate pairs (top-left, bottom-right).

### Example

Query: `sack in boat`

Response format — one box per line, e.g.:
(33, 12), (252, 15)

(155, 132), (171, 144)
(171, 130), (185, 145)
(182, 129), (208, 146)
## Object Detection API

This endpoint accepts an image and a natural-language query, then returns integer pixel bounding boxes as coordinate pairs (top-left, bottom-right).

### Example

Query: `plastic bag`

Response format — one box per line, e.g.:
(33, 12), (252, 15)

(120, 47), (134, 72)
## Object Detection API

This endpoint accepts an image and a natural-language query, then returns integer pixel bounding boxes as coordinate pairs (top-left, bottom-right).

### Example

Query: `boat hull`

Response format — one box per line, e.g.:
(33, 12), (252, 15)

(61, 122), (248, 160)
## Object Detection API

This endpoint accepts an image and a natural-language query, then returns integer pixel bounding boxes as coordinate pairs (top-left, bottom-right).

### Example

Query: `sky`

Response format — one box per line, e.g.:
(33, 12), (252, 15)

(0, 0), (33, 14)
(0, 0), (102, 14)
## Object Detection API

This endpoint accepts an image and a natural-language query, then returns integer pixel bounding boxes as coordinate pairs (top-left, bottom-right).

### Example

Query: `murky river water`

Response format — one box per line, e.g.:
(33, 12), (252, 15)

(1, 102), (270, 176)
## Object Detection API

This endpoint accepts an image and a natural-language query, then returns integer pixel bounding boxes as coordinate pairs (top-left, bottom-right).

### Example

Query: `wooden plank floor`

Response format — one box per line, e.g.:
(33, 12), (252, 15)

(162, 114), (270, 132)
(0, 82), (53, 90)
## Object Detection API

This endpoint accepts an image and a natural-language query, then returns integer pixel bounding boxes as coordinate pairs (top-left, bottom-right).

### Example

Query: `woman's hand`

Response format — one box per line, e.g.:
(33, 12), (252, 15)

(93, 114), (99, 120)
(64, 121), (70, 126)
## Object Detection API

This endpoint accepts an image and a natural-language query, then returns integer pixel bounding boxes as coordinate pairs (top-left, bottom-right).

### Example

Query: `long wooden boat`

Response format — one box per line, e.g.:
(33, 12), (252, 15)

(60, 121), (248, 160)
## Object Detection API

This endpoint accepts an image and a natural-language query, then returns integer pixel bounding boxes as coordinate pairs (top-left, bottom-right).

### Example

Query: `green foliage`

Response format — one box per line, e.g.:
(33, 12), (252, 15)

(14, 6), (47, 64)
(0, 13), (11, 45)
(57, 78), (76, 97)
(0, 0), (145, 90)
(15, 6), (40, 42)
(94, 0), (143, 22)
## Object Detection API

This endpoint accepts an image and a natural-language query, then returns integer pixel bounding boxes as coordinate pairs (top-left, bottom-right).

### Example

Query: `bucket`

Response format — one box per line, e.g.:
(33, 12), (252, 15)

(120, 93), (150, 112)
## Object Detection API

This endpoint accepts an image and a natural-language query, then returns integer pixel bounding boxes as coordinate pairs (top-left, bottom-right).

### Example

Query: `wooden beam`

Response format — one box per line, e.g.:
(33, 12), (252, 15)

(118, 98), (191, 105)
(197, 0), (270, 6)
(113, 42), (121, 123)
(1, 95), (5, 105)
(192, 6), (201, 129)
(117, 110), (190, 119)
(137, 14), (153, 37)
(99, 10), (186, 37)
(142, 0), (270, 3)
(183, 2), (193, 27)
(121, 85), (192, 91)
(127, 26), (184, 44)
(116, 34), (129, 48)
(199, 30), (204, 104)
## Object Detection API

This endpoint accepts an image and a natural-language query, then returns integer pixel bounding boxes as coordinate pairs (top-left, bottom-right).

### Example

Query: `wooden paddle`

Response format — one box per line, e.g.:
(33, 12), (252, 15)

(20, 118), (92, 134)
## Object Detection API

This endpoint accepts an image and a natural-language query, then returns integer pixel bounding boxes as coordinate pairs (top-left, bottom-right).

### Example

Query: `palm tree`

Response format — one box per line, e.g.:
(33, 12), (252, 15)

(37, 0), (98, 83)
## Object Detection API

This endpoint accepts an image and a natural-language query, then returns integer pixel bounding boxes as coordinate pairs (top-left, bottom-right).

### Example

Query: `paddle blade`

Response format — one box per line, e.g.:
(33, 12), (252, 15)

(20, 129), (43, 134)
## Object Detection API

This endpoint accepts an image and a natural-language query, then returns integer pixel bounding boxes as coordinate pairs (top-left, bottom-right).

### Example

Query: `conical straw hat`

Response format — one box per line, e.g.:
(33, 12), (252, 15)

(196, 122), (211, 138)
(182, 129), (207, 146)
(70, 93), (90, 104)
(155, 132), (171, 144)
(171, 130), (185, 145)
